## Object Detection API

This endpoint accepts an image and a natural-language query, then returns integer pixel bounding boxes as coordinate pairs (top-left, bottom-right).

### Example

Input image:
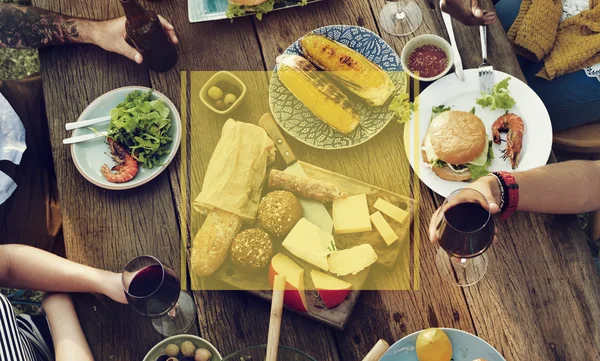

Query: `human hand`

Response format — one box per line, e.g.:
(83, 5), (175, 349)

(91, 16), (178, 64)
(440, 0), (497, 26)
(429, 175), (501, 244)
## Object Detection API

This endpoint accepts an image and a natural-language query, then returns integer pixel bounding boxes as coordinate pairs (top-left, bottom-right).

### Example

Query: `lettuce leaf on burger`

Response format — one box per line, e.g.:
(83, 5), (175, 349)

(226, 0), (281, 20)
(423, 110), (494, 181)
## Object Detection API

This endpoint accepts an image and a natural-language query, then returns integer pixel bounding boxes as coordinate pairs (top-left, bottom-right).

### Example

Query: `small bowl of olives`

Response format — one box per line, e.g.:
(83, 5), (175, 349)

(143, 334), (222, 361)
(200, 71), (247, 115)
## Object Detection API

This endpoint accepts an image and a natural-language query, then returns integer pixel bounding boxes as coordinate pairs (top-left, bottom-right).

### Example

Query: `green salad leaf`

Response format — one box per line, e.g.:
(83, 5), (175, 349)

(226, 0), (278, 20)
(431, 104), (451, 120)
(298, 0), (308, 5)
(107, 90), (173, 169)
(476, 77), (516, 111)
(388, 92), (413, 124)
(465, 141), (495, 180)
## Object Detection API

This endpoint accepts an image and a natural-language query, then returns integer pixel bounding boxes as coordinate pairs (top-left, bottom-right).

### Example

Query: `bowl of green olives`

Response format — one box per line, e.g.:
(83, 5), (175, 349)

(222, 345), (316, 361)
(143, 334), (222, 361)
(200, 71), (247, 115)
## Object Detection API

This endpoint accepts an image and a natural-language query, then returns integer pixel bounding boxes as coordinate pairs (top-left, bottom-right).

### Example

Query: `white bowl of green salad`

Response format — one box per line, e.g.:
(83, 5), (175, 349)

(70, 86), (181, 190)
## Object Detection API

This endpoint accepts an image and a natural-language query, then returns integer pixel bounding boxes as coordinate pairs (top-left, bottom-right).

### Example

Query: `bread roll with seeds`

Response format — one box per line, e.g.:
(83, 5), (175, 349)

(257, 191), (302, 237)
(230, 228), (273, 269)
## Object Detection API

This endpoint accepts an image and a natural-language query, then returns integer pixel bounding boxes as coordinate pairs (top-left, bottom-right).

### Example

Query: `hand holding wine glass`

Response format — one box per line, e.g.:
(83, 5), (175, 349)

(122, 256), (196, 336)
(431, 180), (500, 286)
(429, 175), (501, 244)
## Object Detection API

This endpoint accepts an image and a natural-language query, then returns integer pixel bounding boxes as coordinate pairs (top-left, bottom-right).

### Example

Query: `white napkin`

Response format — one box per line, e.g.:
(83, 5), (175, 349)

(0, 92), (27, 205)
(0, 171), (16, 205)
(0, 93), (27, 164)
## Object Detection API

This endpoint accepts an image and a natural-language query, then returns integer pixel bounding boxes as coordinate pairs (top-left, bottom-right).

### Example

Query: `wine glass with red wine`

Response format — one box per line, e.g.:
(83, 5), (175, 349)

(435, 188), (495, 286)
(122, 256), (196, 336)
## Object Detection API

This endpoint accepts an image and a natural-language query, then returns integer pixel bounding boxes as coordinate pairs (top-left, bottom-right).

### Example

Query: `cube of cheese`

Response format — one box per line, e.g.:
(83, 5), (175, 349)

(370, 211), (398, 246)
(332, 194), (372, 234)
(374, 198), (408, 224)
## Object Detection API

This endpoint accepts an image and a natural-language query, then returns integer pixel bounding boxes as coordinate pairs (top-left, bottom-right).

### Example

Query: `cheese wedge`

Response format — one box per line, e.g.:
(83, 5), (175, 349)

(333, 194), (372, 234)
(374, 198), (408, 224)
(370, 211), (398, 246)
(283, 218), (335, 271)
(328, 244), (378, 276)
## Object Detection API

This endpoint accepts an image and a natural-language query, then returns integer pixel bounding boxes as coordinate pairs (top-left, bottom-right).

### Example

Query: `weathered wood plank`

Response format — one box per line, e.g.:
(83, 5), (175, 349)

(251, 0), (477, 358)
(31, 1), (196, 360)
(137, 2), (344, 358)
(458, 209), (600, 359)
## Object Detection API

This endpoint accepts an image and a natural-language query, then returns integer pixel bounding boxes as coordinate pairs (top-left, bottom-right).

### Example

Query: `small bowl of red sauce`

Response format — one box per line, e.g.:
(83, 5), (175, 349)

(401, 34), (453, 82)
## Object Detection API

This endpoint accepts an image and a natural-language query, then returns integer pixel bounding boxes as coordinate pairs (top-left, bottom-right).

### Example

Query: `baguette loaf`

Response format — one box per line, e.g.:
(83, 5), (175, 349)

(268, 169), (347, 202)
(191, 208), (243, 277)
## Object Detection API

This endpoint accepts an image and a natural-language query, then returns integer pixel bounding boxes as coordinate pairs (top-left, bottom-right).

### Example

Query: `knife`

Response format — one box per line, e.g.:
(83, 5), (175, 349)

(440, 2), (465, 81)
(259, 113), (334, 234)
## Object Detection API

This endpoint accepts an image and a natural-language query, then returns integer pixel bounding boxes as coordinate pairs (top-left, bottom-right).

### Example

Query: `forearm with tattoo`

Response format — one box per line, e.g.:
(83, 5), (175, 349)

(0, 4), (93, 48)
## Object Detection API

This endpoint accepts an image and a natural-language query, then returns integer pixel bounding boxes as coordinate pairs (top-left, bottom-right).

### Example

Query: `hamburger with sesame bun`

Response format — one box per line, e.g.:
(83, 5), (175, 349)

(422, 110), (494, 181)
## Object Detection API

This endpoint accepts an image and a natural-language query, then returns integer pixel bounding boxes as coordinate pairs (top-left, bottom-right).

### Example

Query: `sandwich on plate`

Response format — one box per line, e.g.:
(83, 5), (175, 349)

(226, 0), (280, 20)
(422, 110), (494, 181)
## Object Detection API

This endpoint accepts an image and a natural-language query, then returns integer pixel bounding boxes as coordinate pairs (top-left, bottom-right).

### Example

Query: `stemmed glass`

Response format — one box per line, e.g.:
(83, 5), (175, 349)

(435, 188), (495, 286)
(122, 255), (196, 336)
(379, 0), (423, 36)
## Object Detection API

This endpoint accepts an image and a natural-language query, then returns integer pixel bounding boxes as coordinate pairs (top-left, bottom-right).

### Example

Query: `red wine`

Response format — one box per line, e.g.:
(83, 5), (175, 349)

(439, 202), (494, 258)
(126, 264), (180, 317)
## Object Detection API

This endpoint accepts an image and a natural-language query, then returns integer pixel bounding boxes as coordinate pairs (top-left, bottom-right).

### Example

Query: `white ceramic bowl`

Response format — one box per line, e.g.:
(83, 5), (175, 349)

(70, 86), (181, 190)
(143, 334), (222, 361)
(401, 34), (454, 82)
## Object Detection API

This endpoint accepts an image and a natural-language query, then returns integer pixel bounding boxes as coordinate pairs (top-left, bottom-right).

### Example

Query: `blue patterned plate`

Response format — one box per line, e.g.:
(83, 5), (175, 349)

(188, 0), (322, 23)
(381, 328), (506, 361)
(269, 25), (407, 150)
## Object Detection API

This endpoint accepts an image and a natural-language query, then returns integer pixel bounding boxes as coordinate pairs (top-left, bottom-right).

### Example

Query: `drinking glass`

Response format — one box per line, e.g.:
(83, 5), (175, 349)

(379, 0), (423, 36)
(435, 188), (495, 286)
(122, 255), (196, 336)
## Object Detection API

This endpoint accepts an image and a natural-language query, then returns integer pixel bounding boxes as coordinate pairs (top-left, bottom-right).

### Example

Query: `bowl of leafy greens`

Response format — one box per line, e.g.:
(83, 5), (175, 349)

(70, 86), (181, 190)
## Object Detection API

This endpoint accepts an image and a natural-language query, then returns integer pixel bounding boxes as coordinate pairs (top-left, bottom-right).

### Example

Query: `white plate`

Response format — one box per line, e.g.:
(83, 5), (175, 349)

(404, 69), (552, 197)
(70, 86), (181, 190)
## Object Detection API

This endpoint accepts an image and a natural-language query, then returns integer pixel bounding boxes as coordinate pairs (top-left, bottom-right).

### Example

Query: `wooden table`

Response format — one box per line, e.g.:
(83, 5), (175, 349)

(33, 0), (600, 359)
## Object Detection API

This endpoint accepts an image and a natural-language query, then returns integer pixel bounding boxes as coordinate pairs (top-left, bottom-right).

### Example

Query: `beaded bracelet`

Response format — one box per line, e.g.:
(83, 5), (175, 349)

(489, 172), (507, 213)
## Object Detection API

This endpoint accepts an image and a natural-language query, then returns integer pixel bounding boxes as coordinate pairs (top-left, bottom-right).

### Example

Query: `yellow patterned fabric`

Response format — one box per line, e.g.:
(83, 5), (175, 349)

(507, 0), (600, 80)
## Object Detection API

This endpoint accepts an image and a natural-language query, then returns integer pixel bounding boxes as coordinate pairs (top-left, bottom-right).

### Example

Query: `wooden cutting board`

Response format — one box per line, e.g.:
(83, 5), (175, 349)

(213, 161), (415, 330)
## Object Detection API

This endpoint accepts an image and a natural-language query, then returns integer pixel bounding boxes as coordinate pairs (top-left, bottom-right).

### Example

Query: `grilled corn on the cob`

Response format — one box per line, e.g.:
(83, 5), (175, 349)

(300, 34), (395, 106)
(276, 54), (360, 134)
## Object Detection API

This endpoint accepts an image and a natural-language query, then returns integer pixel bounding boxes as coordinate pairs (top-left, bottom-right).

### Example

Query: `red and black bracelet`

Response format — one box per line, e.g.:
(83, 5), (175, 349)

(491, 171), (519, 220)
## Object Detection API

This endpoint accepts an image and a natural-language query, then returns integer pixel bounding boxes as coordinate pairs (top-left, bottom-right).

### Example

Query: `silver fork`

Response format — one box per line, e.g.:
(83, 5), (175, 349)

(478, 25), (494, 94)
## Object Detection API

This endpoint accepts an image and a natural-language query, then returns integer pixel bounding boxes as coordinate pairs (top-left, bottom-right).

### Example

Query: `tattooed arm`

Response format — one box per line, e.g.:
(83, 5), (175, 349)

(0, 4), (92, 48)
(0, 4), (178, 63)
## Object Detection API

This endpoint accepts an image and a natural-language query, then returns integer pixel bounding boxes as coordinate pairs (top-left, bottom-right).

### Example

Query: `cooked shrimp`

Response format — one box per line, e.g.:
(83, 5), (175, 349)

(100, 138), (138, 183)
(492, 113), (524, 169)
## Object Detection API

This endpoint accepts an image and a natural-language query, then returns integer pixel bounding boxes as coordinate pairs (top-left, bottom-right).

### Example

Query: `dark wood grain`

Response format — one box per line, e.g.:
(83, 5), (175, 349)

(31, 1), (196, 360)
(250, 1), (478, 360)
(32, 0), (600, 360)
